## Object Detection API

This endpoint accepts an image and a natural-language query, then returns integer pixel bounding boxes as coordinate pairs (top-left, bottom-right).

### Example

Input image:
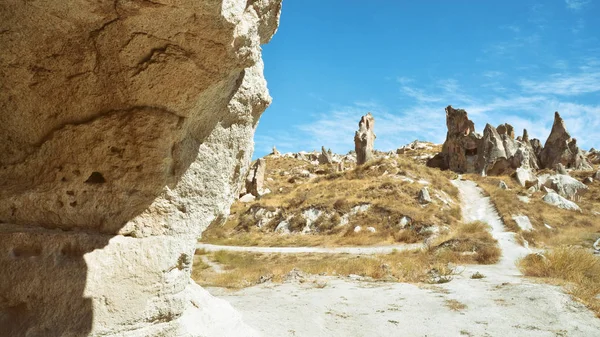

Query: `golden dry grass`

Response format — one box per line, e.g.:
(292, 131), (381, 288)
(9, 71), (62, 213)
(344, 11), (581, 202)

(193, 221), (500, 289)
(466, 171), (600, 249)
(431, 221), (502, 265)
(202, 155), (462, 247)
(519, 247), (600, 317)
(445, 299), (468, 311)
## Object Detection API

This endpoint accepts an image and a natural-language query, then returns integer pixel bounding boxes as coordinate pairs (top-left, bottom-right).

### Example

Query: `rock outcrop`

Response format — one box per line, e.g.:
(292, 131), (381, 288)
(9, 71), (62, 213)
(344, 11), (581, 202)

(318, 146), (334, 165)
(0, 1), (282, 336)
(428, 107), (592, 176)
(540, 112), (592, 171)
(354, 113), (376, 165)
(430, 106), (480, 172)
(244, 158), (267, 197)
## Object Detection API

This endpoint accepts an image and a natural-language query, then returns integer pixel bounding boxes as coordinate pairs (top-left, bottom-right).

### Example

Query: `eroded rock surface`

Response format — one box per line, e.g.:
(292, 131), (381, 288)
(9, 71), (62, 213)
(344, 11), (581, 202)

(0, 0), (282, 336)
(540, 112), (592, 171)
(428, 107), (592, 176)
(354, 112), (376, 165)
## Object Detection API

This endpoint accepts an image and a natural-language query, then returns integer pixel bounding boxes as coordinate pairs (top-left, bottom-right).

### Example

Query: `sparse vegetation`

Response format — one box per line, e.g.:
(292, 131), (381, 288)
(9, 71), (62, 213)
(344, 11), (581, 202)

(193, 227), (502, 289)
(471, 271), (485, 279)
(519, 247), (600, 317)
(445, 299), (468, 311)
(202, 154), (462, 247)
(467, 171), (600, 250)
(432, 221), (502, 265)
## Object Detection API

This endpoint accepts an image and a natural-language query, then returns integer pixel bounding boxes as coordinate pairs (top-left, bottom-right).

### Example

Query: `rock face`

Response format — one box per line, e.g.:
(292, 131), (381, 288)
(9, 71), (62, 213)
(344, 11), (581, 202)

(428, 107), (592, 176)
(245, 158), (267, 197)
(0, 1), (281, 336)
(431, 106), (480, 172)
(540, 112), (592, 171)
(354, 113), (376, 165)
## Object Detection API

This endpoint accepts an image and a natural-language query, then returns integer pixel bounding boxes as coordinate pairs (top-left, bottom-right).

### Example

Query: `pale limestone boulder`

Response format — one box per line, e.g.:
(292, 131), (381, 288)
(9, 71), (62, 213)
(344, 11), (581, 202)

(538, 174), (588, 200)
(543, 192), (581, 211)
(354, 113), (376, 165)
(418, 187), (432, 204)
(515, 168), (537, 188)
(0, 0), (282, 336)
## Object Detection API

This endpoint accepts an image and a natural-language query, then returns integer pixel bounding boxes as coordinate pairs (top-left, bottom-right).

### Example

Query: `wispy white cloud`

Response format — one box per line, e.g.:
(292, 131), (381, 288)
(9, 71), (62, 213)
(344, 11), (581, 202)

(483, 71), (504, 78)
(565, 0), (590, 10)
(519, 71), (600, 95)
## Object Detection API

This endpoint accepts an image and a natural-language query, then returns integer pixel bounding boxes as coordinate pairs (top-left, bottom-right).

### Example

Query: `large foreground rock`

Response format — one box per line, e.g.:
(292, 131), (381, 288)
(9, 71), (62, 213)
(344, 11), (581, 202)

(0, 1), (281, 336)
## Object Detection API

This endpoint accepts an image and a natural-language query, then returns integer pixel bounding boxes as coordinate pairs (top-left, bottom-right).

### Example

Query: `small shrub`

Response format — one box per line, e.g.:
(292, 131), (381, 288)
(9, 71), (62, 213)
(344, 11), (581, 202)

(471, 271), (485, 279)
(288, 216), (307, 232)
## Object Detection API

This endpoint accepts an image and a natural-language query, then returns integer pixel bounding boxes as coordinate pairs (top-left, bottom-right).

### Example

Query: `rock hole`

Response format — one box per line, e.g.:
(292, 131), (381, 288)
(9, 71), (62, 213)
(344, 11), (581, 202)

(66, 190), (75, 196)
(465, 148), (478, 156)
(69, 201), (77, 207)
(85, 171), (106, 184)
(12, 246), (41, 258)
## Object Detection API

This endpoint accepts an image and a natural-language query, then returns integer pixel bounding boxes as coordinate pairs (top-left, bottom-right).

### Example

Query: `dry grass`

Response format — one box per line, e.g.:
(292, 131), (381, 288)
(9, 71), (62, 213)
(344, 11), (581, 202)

(518, 247), (600, 317)
(431, 221), (502, 265)
(466, 172), (600, 249)
(202, 155), (462, 247)
(193, 223), (501, 289)
(445, 299), (468, 311)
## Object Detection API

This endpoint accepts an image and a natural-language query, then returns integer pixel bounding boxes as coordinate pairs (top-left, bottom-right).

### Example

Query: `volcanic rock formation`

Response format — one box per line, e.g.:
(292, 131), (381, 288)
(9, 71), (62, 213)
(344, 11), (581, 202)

(540, 112), (592, 171)
(0, 0), (281, 336)
(354, 113), (376, 165)
(428, 106), (592, 175)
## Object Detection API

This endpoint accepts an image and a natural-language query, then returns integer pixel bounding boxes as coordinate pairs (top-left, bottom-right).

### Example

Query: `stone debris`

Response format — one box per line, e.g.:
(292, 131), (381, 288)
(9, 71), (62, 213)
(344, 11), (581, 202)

(499, 181), (509, 190)
(418, 187), (432, 204)
(512, 215), (533, 232)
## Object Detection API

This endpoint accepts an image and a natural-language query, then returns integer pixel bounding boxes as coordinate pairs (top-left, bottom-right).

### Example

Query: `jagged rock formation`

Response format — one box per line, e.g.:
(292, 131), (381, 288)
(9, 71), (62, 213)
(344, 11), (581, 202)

(540, 112), (593, 171)
(244, 158), (267, 197)
(354, 113), (376, 165)
(271, 146), (281, 156)
(433, 106), (480, 172)
(428, 106), (592, 175)
(0, 1), (281, 336)
(318, 146), (334, 165)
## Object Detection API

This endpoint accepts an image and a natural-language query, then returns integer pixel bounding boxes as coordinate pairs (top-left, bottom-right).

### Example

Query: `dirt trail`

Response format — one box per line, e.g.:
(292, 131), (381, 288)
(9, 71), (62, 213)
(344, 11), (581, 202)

(451, 178), (531, 273)
(207, 179), (600, 337)
(196, 243), (423, 255)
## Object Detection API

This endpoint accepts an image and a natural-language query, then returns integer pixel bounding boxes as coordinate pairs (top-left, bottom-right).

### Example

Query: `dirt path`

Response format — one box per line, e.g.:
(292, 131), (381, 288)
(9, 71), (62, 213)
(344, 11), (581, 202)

(196, 243), (423, 255)
(451, 178), (531, 273)
(207, 179), (600, 336)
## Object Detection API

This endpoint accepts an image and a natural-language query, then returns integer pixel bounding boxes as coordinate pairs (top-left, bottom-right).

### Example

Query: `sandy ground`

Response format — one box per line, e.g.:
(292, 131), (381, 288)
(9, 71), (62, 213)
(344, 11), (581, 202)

(207, 179), (600, 337)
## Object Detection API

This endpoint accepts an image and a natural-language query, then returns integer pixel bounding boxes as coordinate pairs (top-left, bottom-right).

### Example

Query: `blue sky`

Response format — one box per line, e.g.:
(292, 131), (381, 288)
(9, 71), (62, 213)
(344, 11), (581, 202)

(254, 0), (600, 158)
